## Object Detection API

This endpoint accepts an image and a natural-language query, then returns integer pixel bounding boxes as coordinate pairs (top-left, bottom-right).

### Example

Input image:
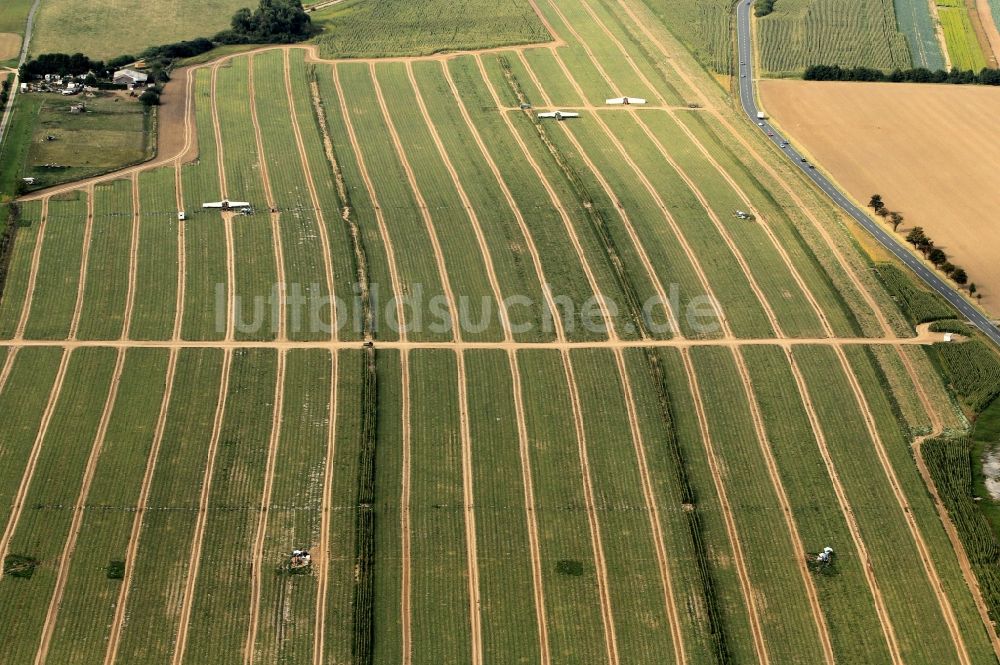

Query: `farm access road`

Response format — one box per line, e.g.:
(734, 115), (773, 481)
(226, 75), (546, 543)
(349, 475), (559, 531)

(736, 0), (1000, 348)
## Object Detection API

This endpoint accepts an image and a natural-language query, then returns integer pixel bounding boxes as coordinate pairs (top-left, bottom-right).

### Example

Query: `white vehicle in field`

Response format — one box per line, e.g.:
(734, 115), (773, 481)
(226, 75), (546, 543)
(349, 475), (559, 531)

(537, 110), (580, 120)
(203, 199), (251, 210)
(605, 97), (646, 105)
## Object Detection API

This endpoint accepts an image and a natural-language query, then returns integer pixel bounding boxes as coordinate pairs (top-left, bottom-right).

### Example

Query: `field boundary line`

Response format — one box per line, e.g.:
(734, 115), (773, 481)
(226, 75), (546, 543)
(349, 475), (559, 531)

(331, 64), (406, 336)
(440, 61), (565, 342)
(283, 49), (338, 341)
(400, 349), (412, 665)
(0, 348), (71, 582)
(732, 346), (834, 663)
(170, 349), (233, 665)
(576, 0), (835, 339)
(34, 348), (128, 665)
(785, 348), (903, 662)
(507, 350), (551, 664)
(122, 173), (141, 340)
(172, 67), (193, 342)
(406, 61), (512, 342)
(312, 350), (338, 664)
(680, 347), (770, 664)
(896, 346), (1000, 657)
(614, 0), (899, 339)
(67, 185), (95, 340)
(245, 348), (286, 664)
(474, 54), (616, 339)
(613, 349), (685, 663)
(835, 345), (970, 664)
(209, 64), (235, 342)
(370, 62), (462, 339)
(561, 350), (619, 665)
(248, 53), (288, 342)
(13, 197), (47, 338)
(540, 2), (787, 339)
(0, 347), (19, 393)
(455, 350), (484, 665)
(103, 348), (179, 665)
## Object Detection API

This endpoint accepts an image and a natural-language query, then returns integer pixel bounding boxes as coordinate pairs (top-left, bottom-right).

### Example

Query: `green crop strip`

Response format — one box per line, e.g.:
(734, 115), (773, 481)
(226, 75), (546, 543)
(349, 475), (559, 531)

(496, 57), (731, 664)
(0, 202), (22, 304)
(351, 346), (379, 664)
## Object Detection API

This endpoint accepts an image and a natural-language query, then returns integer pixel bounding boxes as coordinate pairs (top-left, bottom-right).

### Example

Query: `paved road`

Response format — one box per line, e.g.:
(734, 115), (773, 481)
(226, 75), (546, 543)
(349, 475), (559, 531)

(0, 0), (42, 151)
(735, 0), (1000, 346)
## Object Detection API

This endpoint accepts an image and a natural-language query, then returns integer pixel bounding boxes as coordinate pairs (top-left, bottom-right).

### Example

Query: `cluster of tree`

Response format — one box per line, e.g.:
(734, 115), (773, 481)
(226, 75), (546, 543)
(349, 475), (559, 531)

(869, 194), (977, 295)
(755, 0), (777, 17)
(20, 53), (105, 80)
(0, 77), (10, 108)
(805, 64), (1000, 86)
(214, 0), (317, 44)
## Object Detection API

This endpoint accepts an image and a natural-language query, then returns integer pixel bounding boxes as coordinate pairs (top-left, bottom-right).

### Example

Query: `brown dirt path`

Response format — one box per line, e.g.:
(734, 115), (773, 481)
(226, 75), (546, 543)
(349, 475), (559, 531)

(515, 49), (554, 107)
(208, 65), (236, 343)
(0, 347), (19, 393)
(248, 54), (288, 342)
(732, 347), (835, 663)
(976, 0), (1000, 64)
(966, 0), (1000, 67)
(121, 174), (141, 340)
(399, 349), (413, 665)
(171, 67), (194, 342)
(612, 349), (686, 663)
(0, 349), (71, 581)
(506, 350), (552, 664)
(312, 350), (338, 664)
(103, 347), (179, 665)
(170, 349), (233, 665)
(244, 349), (286, 664)
(34, 348), (127, 665)
(330, 64), (406, 336)
(67, 186), (95, 340)
(561, 350), (620, 664)
(370, 62), (462, 338)
(474, 55), (617, 340)
(785, 348), (903, 662)
(14, 197), (49, 338)
(455, 350), (484, 665)
(282, 49), (338, 341)
(896, 346), (1000, 658)
(834, 346), (971, 664)
(406, 61), (513, 342)
(680, 347), (769, 664)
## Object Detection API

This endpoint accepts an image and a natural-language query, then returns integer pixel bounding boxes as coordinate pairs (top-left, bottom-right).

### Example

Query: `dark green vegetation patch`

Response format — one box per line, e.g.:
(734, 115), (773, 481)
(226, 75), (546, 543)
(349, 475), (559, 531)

(555, 559), (584, 576)
(3, 553), (39, 579)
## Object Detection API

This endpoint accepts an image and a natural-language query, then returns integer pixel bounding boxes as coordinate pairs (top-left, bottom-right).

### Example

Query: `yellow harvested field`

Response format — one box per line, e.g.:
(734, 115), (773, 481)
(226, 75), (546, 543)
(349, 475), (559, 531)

(762, 79), (1000, 315)
(0, 32), (20, 60)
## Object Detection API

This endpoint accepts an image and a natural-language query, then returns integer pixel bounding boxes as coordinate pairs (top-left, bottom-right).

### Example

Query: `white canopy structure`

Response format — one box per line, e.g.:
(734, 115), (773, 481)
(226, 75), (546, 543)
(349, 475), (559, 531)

(203, 200), (251, 210)
(537, 111), (580, 120)
(605, 97), (646, 105)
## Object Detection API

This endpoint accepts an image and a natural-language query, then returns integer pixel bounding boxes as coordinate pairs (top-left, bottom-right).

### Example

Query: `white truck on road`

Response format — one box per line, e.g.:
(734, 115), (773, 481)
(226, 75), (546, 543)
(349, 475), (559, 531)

(756, 111), (766, 120)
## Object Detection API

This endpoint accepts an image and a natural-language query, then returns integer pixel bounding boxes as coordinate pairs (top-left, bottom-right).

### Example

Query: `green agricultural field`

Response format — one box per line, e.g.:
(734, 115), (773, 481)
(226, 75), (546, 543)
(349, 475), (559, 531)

(937, 0), (990, 70)
(20, 93), (153, 192)
(757, 0), (913, 75)
(312, 0), (552, 59)
(29, 0), (249, 60)
(894, 0), (947, 69)
(1, 0), (998, 660)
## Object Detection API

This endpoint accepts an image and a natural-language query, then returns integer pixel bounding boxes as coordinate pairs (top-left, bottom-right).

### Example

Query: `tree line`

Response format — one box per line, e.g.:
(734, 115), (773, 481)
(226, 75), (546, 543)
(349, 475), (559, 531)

(755, 0), (777, 17)
(869, 194), (978, 296)
(805, 64), (1000, 86)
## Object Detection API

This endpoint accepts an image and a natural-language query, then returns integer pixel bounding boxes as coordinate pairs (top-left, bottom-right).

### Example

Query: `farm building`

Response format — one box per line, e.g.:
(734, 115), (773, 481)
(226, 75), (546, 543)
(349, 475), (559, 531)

(113, 69), (148, 86)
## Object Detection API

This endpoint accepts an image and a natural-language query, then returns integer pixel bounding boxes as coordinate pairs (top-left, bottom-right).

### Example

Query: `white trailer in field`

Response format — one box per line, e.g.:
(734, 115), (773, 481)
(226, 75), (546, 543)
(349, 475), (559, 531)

(605, 97), (646, 105)
(203, 199), (251, 210)
(537, 110), (580, 121)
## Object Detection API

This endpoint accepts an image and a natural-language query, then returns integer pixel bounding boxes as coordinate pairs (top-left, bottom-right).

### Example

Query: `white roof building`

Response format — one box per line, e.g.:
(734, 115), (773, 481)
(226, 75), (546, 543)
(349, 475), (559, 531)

(113, 69), (148, 85)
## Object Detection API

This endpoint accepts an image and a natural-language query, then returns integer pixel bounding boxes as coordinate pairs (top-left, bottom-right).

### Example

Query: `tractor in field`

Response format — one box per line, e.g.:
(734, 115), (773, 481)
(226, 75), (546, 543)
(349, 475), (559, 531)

(807, 546), (836, 573)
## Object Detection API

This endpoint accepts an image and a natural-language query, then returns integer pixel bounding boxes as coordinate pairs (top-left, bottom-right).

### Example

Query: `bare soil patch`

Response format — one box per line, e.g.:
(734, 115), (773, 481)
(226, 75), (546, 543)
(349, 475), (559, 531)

(0, 33), (20, 61)
(761, 79), (1000, 315)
